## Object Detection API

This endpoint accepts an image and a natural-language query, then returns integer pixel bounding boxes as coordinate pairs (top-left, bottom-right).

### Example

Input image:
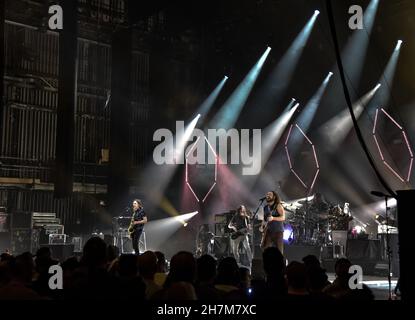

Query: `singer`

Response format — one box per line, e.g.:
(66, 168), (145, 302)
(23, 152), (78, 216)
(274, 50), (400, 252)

(260, 191), (286, 254)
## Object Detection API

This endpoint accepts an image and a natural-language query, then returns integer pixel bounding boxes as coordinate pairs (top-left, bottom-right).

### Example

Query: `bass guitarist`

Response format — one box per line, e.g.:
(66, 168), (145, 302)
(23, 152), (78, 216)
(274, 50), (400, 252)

(260, 191), (286, 254)
(228, 205), (252, 266)
(128, 199), (148, 255)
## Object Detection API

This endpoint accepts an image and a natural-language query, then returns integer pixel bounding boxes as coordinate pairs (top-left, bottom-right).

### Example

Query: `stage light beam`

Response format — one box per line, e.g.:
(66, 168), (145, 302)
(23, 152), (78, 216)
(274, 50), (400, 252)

(243, 11), (319, 125)
(395, 40), (403, 51)
(320, 83), (381, 148)
(289, 72), (333, 155)
(192, 76), (228, 123)
(366, 41), (402, 115)
(209, 46), (271, 130)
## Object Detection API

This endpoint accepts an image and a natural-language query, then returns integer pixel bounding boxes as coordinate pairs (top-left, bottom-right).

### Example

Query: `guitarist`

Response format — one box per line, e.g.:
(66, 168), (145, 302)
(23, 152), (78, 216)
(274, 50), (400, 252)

(128, 199), (148, 255)
(228, 205), (252, 265)
(261, 191), (286, 254)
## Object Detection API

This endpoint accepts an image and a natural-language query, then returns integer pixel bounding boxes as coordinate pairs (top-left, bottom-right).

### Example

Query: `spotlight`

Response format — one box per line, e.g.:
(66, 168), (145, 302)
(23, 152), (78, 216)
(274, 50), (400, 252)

(291, 102), (300, 110)
(314, 10), (320, 15)
(224, 75), (229, 80)
(375, 83), (381, 90)
(395, 40), (403, 50)
(291, 98), (296, 102)
(183, 222), (188, 227)
(375, 214), (386, 224)
(328, 72), (333, 76)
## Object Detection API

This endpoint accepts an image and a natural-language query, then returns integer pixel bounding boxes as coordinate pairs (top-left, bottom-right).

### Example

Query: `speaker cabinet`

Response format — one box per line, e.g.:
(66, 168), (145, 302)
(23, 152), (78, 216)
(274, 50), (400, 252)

(212, 236), (230, 258)
(10, 229), (33, 254)
(0, 214), (9, 232)
(11, 211), (33, 229)
(40, 244), (75, 261)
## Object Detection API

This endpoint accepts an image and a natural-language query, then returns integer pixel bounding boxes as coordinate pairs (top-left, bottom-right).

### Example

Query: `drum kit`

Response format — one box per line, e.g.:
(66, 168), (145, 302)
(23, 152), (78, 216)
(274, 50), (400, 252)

(284, 202), (353, 245)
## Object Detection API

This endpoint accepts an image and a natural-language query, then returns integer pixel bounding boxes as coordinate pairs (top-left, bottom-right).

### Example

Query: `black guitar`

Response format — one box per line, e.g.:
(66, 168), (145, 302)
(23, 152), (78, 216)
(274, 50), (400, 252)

(230, 227), (249, 240)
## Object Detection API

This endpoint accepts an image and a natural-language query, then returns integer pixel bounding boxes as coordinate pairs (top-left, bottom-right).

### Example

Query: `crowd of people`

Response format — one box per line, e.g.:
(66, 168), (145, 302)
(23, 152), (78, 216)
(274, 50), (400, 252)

(0, 236), (375, 300)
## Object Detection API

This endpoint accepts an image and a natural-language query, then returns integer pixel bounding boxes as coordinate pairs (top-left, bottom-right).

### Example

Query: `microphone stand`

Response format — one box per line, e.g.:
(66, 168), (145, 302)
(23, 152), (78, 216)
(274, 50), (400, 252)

(384, 194), (392, 301)
(251, 198), (265, 261)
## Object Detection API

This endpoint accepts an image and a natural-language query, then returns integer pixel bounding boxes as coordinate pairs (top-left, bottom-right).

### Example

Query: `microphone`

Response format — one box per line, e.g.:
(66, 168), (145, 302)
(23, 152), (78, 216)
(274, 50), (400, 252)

(371, 191), (387, 198)
(259, 197), (266, 201)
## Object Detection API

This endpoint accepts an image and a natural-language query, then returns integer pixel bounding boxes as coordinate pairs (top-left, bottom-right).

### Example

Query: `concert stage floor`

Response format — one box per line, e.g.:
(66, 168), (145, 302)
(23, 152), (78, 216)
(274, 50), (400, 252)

(327, 274), (399, 300)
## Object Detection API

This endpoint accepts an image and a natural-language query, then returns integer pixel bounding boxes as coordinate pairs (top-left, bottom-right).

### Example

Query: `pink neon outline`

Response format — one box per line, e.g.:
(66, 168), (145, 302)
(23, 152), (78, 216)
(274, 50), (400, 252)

(373, 108), (379, 135)
(202, 182), (217, 203)
(185, 136), (201, 158)
(381, 108), (403, 130)
(373, 135), (385, 161)
(285, 124), (293, 146)
(186, 182), (200, 202)
(285, 124), (320, 189)
(204, 136), (218, 201)
(373, 108), (414, 183)
(383, 161), (405, 182)
(407, 158), (413, 181)
(402, 131), (414, 157)
(204, 136), (217, 158)
(291, 169), (307, 188)
(295, 124), (313, 145)
(285, 146), (292, 169)
(185, 136), (218, 203)
(312, 145), (319, 168)
(310, 169), (320, 192)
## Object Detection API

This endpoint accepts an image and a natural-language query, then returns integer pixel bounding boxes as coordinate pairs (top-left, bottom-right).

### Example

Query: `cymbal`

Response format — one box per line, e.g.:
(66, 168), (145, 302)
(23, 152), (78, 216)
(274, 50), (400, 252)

(283, 207), (295, 214)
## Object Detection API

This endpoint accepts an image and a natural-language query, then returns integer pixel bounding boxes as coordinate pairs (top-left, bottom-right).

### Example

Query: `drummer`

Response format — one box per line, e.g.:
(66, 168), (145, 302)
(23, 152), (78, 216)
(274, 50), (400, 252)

(310, 193), (330, 220)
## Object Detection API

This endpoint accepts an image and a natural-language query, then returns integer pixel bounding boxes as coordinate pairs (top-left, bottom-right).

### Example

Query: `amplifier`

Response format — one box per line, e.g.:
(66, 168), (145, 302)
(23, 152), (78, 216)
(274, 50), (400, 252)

(44, 224), (64, 234)
(49, 234), (68, 244)
(214, 211), (234, 224)
(214, 223), (231, 236)
(40, 244), (74, 261)
(33, 218), (61, 227)
(33, 212), (56, 219)
(0, 213), (9, 232)
(214, 215), (227, 224)
(71, 237), (82, 252)
(212, 236), (230, 258)
(10, 228), (33, 254)
(11, 211), (33, 229)
(38, 225), (65, 244)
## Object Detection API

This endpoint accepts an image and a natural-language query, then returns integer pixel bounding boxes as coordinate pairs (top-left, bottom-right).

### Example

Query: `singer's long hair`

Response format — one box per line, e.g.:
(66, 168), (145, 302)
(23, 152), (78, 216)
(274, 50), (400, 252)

(132, 199), (143, 208)
(270, 191), (281, 209)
